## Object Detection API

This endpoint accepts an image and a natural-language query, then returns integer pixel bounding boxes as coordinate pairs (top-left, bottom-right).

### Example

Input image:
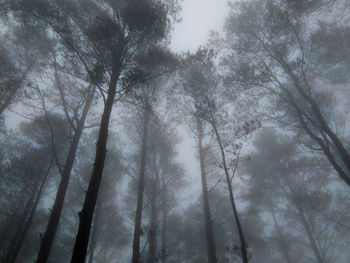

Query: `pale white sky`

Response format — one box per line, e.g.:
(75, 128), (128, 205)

(170, 0), (229, 52)
(170, 0), (229, 200)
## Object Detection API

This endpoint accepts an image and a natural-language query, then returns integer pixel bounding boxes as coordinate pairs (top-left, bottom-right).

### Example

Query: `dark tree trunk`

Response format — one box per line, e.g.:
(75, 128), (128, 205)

(4, 160), (52, 263)
(211, 121), (248, 263)
(36, 86), (95, 263)
(87, 190), (103, 263)
(70, 66), (120, 263)
(149, 156), (159, 263)
(132, 104), (150, 263)
(197, 119), (217, 263)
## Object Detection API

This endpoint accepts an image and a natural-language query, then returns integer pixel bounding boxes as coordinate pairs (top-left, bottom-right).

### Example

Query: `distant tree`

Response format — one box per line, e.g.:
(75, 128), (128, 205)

(223, 0), (350, 186)
(243, 129), (349, 263)
(0, 114), (69, 262)
(177, 50), (221, 263)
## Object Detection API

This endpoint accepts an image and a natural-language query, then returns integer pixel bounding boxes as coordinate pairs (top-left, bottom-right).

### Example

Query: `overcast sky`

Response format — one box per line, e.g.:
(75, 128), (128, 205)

(170, 0), (229, 198)
(170, 0), (229, 52)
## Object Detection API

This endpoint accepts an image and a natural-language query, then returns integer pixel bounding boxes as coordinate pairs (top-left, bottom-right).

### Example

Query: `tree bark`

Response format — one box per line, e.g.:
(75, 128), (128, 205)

(149, 155), (159, 263)
(210, 120), (248, 263)
(197, 119), (217, 263)
(87, 189), (103, 263)
(70, 65), (120, 263)
(36, 86), (95, 263)
(132, 104), (150, 263)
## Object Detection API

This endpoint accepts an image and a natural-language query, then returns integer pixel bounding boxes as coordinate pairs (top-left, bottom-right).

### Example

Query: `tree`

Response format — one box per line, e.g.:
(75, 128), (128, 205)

(36, 60), (96, 263)
(5, 1), (178, 261)
(177, 50), (220, 263)
(243, 129), (349, 262)
(223, 0), (350, 186)
(0, 114), (69, 262)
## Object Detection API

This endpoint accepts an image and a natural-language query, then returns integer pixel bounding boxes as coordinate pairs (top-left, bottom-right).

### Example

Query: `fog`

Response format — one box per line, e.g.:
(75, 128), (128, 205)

(1, 1), (350, 263)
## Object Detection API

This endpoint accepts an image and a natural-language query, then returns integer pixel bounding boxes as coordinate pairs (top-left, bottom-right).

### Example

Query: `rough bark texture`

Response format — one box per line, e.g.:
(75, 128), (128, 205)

(88, 191), (103, 263)
(70, 66), (120, 263)
(36, 86), (95, 263)
(211, 121), (248, 263)
(132, 104), (150, 263)
(197, 119), (217, 263)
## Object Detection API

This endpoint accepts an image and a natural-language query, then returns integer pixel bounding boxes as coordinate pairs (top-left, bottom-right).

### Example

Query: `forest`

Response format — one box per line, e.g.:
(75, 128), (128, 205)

(0, 0), (350, 262)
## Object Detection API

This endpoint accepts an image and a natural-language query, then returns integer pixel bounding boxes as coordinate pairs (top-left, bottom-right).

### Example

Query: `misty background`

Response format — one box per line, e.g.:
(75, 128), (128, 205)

(1, 1), (350, 263)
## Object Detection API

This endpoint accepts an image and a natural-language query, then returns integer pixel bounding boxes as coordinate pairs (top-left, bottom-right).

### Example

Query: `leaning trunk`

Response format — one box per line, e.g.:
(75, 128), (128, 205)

(197, 119), (217, 263)
(132, 104), (150, 263)
(211, 121), (248, 263)
(36, 86), (95, 263)
(70, 65), (120, 263)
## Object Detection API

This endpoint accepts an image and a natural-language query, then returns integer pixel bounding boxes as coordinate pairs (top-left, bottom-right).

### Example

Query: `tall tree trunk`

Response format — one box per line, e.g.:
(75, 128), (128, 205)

(36, 86), (95, 263)
(197, 119), (217, 263)
(4, 159), (52, 263)
(70, 65), (121, 263)
(87, 189), (103, 263)
(160, 171), (168, 263)
(132, 104), (150, 263)
(267, 201), (292, 263)
(149, 155), (159, 263)
(210, 121), (248, 263)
